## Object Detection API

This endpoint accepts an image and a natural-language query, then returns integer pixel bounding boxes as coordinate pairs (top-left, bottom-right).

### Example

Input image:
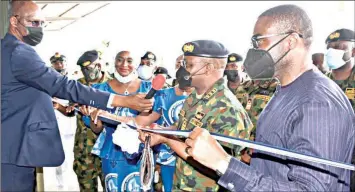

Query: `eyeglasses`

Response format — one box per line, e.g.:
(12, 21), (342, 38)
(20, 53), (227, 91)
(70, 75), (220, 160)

(251, 31), (303, 49)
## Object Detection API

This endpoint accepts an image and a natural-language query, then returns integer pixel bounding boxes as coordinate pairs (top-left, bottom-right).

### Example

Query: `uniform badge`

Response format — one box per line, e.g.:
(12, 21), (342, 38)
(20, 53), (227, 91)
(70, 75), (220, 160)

(190, 118), (203, 127)
(345, 88), (355, 100)
(82, 61), (91, 67)
(204, 88), (217, 100)
(148, 53), (155, 59)
(329, 32), (340, 40)
(181, 117), (188, 130)
(55, 52), (61, 58)
(229, 56), (236, 62)
(245, 99), (252, 110)
(183, 43), (194, 53)
(195, 111), (205, 121)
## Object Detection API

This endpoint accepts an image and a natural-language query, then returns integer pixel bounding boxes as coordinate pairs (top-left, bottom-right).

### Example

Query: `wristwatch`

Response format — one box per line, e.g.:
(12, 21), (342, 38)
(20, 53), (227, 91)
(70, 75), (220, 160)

(216, 155), (232, 176)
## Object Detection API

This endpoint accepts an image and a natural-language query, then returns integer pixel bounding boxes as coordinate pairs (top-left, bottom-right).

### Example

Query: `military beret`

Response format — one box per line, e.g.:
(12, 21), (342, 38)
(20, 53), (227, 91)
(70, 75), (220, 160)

(141, 51), (156, 61)
(154, 67), (171, 79)
(181, 40), (229, 58)
(50, 52), (66, 63)
(77, 50), (99, 67)
(325, 28), (355, 44)
(227, 53), (243, 64)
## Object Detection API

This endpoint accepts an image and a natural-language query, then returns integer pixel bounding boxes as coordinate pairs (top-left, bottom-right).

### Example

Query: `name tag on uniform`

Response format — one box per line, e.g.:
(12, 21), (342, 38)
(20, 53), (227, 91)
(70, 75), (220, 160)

(190, 118), (203, 127)
(345, 88), (355, 100)
(180, 117), (188, 130)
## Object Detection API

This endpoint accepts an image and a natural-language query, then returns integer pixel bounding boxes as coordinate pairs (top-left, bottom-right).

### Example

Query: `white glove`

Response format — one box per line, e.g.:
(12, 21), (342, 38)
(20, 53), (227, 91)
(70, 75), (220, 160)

(112, 123), (141, 154)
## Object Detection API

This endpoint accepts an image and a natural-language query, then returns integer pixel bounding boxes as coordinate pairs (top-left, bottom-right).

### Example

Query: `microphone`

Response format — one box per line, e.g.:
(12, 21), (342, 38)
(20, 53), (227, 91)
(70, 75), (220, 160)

(144, 74), (167, 99)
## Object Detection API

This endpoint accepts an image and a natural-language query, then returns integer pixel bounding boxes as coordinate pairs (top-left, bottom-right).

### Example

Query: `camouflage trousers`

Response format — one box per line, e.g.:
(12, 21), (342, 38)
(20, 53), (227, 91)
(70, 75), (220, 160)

(73, 152), (105, 192)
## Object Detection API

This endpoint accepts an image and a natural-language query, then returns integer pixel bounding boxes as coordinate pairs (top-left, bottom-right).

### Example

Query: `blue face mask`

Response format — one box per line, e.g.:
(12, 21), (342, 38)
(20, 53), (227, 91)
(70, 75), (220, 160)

(326, 48), (351, 70)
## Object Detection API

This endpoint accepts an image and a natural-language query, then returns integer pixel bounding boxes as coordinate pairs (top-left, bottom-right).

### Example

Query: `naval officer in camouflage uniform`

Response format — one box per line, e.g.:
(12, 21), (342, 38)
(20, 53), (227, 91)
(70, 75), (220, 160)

(324, 28), (355, 191)
(325, 29), (355, 111)
(139, 40), (253, 191)
(73, 50), (112, 191)
(224, 53), (246, 93)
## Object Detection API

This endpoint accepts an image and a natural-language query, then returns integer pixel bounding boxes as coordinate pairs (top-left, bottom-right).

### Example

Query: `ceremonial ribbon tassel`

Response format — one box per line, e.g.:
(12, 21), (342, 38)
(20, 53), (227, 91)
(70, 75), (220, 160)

(140, 135), (155, 192)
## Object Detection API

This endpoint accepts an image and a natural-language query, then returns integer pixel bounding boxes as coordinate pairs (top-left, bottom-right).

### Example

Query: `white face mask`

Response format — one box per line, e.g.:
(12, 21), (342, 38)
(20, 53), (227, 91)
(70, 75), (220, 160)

(114, 70), (138, 84)
(326, 48), (351, 70)
(137, 65), (154, 80)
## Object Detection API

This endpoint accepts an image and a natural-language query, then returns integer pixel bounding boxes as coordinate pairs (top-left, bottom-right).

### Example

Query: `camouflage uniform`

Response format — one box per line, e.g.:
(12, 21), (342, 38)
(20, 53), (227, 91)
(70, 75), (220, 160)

(233, 79), (278, 137)
(327, 66), (355, 192)
(73, 73), (112, 192)
(327, 67), (355, 111)
(173, 78), (253, 192)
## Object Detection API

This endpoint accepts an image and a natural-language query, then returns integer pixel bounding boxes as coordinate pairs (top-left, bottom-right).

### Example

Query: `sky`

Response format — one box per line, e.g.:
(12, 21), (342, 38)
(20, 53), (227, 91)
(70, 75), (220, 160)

(35, 1), (355, 77)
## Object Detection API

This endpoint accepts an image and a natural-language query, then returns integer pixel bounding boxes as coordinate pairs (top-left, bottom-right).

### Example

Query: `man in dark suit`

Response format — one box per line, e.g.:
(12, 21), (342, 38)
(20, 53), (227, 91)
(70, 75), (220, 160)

(1, 1), (153, 191)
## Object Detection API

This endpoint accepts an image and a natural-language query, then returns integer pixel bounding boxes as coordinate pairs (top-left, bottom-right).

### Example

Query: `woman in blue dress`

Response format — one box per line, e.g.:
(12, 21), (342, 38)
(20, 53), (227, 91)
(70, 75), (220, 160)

(85, 51), (152, 192)
(116, 58), (194, 192)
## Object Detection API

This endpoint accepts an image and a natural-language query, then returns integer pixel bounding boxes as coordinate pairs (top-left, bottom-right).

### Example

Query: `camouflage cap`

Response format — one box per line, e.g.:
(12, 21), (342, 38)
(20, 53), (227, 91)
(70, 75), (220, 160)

(182, 40), (229, 58)
(77, 50), (99, 67)
(325, 28), (355, 44)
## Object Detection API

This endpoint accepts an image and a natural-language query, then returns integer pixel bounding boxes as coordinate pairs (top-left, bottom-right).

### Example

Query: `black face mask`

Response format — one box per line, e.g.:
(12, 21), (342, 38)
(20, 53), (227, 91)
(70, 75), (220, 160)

(82, 65), (101, 82)
(224, 70), (239, 82)
(243, 34), (291, 79)
(16, 17), (44, 46)
(175, 61), (210, 89)
(23, 27), (43, 46)
(176, 67), (192, 90)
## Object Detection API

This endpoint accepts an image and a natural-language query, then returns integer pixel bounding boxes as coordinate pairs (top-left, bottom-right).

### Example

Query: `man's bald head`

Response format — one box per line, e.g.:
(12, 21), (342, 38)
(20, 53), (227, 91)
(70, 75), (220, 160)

(9, 1), (41, 19)
(258, 4), (313, 48)
(8, 0), (45, 45)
